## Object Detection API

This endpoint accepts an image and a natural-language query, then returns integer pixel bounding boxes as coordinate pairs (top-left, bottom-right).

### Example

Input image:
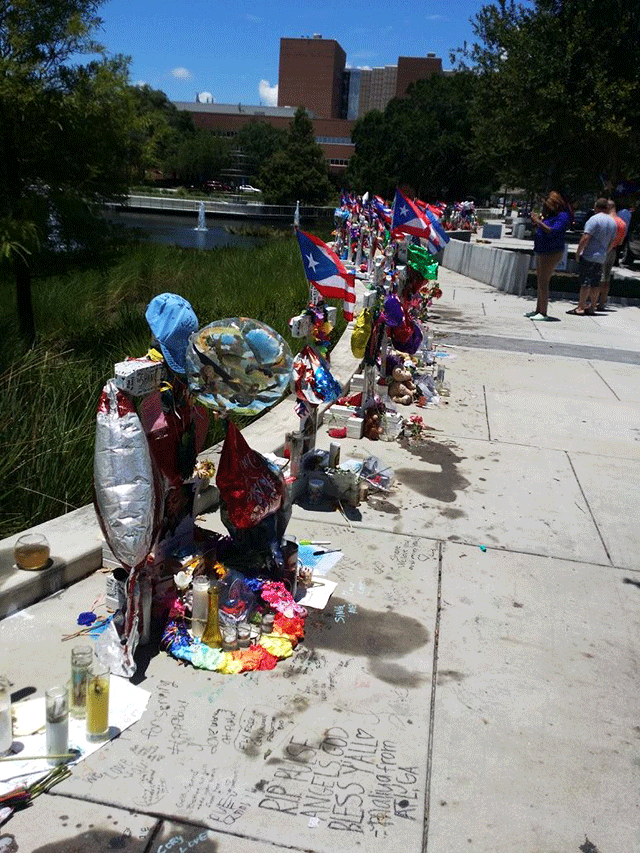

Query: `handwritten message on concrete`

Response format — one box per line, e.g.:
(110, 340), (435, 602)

(61, 527), (437, 853)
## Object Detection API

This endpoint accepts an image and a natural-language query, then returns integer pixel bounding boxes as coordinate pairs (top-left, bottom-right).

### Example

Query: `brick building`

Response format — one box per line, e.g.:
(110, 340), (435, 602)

(174, 36), (445, 176)
(172, 102), (355, 177)
(278, 36), (346, 119)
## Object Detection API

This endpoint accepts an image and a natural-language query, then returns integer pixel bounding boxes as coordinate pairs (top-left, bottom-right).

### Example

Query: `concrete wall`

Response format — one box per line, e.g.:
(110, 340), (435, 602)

(442, 241), (530, 295)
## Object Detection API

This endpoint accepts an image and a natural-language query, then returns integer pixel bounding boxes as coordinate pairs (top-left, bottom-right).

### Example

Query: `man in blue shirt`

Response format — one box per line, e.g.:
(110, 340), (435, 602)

(567, 198), (617, 315)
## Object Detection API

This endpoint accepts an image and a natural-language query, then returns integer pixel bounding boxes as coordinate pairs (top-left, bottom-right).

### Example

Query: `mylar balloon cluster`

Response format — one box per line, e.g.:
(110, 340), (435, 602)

(186, 318), (293, 416)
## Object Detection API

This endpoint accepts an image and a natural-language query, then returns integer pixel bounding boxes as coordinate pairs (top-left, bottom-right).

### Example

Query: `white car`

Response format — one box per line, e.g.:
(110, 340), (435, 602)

(238, 184), (261, 194)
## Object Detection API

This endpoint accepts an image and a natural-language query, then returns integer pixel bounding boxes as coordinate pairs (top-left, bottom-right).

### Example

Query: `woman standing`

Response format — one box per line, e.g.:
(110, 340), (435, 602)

(525, 191), (572, 320)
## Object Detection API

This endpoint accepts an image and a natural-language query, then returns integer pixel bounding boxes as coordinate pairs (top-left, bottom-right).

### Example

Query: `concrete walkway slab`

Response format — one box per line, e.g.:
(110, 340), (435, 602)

(2, 795), (154, 853)
(485, 390), (640, 459)
(54, 521), (438, 853)
(290, 428), (609, 565)
(451, 350), (616, 400)
(148, 821), (286, 853)
(435, 307), (542, 341)
(534, 323), (640, 352)
(428, 543), (640, 853)
(589, 359), (640, 403)
(567, 453), (640, 571)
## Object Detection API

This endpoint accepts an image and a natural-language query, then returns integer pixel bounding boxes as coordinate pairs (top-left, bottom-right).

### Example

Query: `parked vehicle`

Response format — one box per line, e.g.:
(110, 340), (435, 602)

(238, 184), (261, 194)
(572, 209), (594, 231)
(203, 181), (231, 193)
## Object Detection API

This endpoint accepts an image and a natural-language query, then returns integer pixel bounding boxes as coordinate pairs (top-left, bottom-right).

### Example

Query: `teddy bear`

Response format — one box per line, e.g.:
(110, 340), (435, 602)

(363, 409), (383, 440)
(388, 366), (417, 405)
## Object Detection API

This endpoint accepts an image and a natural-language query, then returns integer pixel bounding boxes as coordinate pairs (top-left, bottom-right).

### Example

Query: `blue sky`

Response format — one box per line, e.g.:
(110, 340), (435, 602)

(94, 0), (487, 105)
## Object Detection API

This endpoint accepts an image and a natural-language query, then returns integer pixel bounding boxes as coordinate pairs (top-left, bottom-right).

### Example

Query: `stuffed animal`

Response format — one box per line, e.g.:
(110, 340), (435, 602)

(363, 410), (383, 440)
(388, 366), (416, 405)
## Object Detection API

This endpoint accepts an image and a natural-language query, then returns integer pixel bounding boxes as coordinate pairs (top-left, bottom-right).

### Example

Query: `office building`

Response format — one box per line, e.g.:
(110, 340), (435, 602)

(173, 37), (445, 175)
(278, 36), (346, 119)
(278, 36), (444, 119)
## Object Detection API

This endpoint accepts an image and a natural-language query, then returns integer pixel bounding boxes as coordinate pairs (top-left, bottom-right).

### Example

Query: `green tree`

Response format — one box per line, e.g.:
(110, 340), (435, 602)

(0, 0), (141, 343)
(260, 108), (334, 205)
(128, 84), (195, 183)
(343, 110), (390, 196)
(233, 120), (287, 181)
(166, 129), (231, 185)
(456, 0), (640, 196)
(345, 74), (495, 201)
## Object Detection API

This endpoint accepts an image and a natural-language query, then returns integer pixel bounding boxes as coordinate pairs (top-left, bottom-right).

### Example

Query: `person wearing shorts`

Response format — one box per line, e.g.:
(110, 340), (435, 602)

(568, 198), (617, 316)
(597, 201), (627, 310)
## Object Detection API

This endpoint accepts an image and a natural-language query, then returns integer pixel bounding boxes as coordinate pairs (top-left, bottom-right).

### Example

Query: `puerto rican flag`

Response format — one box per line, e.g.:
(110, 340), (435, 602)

(415, 198), (447, 220)
(391, 189), (432, 239)
(373, 195), (392, 225)
(422, 207), (450, 253)
(296, 229), (356, 321)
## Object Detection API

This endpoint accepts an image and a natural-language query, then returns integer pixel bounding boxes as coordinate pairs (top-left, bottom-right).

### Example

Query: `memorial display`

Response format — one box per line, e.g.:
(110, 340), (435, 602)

(87, 190), (449, 681)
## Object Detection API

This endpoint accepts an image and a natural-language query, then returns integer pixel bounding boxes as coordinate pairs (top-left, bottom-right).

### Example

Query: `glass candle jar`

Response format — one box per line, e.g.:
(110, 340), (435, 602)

(298, 565), (313, 588)
(191, 576), (210, 639)
(0, 676), (13, 756)
(14, 533), (50, 571)
(261, 612), (275, 634)
(86, 663), (110, 740)
(237, 622), (251, 649)
(45, 685), (69, 764)
(70, 645), (93, 719)
(221, 625), (238, 652)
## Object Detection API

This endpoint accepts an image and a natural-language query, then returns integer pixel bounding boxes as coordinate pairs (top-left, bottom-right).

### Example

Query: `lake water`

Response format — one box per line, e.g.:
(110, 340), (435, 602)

(104, 210), (274, 250)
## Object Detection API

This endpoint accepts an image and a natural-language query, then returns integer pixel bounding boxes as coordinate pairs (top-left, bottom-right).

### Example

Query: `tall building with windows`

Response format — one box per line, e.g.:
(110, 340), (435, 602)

(174, 37), (446, 176)
(278, 36), (444, 120)
(278, 36), (346, 119)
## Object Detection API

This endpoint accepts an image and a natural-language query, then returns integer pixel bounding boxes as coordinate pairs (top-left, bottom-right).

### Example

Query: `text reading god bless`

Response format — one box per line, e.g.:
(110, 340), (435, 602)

(258, 726), (420, 835)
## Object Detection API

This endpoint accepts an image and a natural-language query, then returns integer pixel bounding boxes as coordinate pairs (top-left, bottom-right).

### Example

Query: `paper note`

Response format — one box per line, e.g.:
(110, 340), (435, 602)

(297, 545), (343, 577)
(297, 578), (338, 610)
(0, 677), (150, 794)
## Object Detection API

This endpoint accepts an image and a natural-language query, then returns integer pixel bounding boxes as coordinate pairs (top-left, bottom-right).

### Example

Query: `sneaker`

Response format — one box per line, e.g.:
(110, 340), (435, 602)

(530, 313), (553, 321)
(523, 310), (538, 317)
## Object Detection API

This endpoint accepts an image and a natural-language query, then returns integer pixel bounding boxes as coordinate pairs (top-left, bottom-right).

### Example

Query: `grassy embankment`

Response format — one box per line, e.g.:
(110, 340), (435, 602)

(0, 233), (344, 539)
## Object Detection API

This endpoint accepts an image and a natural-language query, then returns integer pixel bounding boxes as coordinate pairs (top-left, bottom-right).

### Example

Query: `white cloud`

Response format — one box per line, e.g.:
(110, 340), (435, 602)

(134, 80), (147, 88)
(259, 79), (278, 106)
(172, 67), (192, 80)
(357, 65), (372, 71)
(196, 91), (214, 103)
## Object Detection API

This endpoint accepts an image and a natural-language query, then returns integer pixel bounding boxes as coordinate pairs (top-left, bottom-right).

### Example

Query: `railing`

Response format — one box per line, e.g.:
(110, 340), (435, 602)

(120, 195), (335, 221)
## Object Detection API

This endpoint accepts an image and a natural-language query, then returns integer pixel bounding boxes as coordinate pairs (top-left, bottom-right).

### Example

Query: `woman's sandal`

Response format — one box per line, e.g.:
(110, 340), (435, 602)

(566, 308), (586, 315)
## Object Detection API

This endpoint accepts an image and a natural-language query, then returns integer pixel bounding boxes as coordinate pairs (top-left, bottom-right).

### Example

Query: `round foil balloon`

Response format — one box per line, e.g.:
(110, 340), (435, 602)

(186, 318), (293, 415)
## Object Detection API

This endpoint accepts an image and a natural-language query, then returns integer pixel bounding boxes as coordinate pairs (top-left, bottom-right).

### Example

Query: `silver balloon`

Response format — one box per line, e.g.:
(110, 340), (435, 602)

(94, 379), (158, 570)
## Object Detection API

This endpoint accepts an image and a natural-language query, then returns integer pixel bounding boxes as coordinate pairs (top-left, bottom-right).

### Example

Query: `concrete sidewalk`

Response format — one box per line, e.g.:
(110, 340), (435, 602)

(1, 268), (639, 853)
